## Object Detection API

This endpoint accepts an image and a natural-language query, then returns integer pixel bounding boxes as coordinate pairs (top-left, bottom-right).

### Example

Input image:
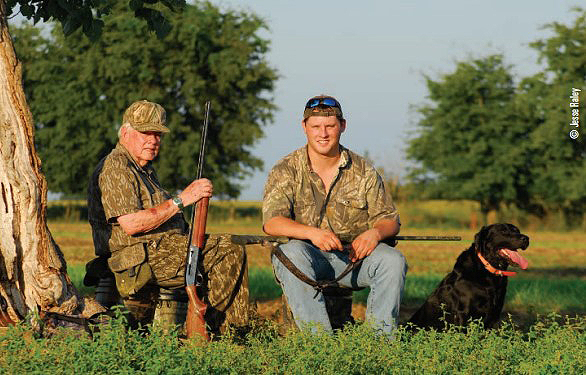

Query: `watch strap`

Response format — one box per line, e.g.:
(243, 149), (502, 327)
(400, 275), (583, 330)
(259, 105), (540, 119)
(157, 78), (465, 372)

(172, 195), (184, 210)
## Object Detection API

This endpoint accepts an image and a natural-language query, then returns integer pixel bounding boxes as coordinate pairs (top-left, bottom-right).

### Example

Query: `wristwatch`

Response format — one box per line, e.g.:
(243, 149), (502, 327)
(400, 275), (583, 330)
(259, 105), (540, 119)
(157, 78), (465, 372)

(172, 195), (184, 210)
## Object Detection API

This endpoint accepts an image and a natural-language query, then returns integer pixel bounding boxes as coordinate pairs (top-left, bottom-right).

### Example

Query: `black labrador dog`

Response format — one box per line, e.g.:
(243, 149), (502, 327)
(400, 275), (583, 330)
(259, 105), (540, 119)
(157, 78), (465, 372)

(408, 223), (529, 330)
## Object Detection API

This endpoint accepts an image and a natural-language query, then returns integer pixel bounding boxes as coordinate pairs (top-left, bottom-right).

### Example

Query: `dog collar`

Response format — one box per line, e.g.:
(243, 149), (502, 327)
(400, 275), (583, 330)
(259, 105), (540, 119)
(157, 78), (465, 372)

(477, 251), (517, 277)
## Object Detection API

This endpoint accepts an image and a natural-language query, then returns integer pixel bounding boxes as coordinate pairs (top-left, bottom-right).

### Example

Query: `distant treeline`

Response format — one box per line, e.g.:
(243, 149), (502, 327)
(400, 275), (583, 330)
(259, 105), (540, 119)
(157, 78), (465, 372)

(48, 200), (581, 231)
(47, 201), (263, 223)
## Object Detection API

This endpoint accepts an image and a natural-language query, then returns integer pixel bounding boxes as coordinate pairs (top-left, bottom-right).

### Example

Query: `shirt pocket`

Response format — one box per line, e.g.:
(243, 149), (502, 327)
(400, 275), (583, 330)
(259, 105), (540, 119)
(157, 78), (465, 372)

(332, 195), (368, 224)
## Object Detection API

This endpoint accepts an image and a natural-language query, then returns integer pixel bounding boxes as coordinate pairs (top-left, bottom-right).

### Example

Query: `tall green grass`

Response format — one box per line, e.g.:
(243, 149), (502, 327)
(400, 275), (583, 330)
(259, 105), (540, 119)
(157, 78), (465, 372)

(1, 314), (584, 373)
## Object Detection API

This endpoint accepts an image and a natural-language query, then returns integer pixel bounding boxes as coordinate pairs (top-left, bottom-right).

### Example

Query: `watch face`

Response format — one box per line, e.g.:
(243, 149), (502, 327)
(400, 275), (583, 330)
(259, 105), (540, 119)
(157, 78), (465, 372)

(173, 196), (183, 208)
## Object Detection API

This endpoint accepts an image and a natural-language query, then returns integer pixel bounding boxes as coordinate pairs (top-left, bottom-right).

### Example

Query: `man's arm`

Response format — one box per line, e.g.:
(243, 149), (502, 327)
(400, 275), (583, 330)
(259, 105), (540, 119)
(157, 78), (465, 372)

(118, 178), (212, 236)
(264, 216), (343, 252)
(349, 218), (400, 262)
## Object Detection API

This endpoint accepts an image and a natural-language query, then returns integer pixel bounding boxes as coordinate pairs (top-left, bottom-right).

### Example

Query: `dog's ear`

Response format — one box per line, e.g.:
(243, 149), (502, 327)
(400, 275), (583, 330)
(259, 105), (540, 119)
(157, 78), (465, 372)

(474, 225), (489, 251)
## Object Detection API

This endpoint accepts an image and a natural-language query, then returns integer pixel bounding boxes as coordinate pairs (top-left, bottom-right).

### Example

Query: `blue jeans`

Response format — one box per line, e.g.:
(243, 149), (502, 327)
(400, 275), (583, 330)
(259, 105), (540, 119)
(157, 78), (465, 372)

(272, 239), (407, 335)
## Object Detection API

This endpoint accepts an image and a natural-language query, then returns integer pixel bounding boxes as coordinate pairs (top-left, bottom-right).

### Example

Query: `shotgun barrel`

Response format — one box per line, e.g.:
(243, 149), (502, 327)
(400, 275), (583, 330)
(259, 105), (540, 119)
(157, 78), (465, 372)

(393, 235), (461, 241)
(230, 234), (461, 246)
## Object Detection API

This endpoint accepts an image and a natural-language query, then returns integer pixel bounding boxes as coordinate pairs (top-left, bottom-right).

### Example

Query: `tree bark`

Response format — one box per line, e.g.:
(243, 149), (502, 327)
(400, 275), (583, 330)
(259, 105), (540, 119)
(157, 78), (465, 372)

(0, 1), (103, 324)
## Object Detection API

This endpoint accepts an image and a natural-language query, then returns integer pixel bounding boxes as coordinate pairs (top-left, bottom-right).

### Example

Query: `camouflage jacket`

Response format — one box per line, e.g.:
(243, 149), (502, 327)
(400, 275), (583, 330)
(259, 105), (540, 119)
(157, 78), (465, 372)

(263, 145), (400, 243)
(88, 143), (187, 264)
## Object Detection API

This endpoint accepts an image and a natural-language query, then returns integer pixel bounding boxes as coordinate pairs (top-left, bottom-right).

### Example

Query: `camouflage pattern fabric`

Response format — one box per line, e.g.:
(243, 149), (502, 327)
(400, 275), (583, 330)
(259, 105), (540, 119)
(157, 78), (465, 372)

(123, 100), (170, 133)
(149, 233), (249, 332)
(263, 145), (400, 243)
(88, 143), (248, 330)
(88, 142), (186, 258)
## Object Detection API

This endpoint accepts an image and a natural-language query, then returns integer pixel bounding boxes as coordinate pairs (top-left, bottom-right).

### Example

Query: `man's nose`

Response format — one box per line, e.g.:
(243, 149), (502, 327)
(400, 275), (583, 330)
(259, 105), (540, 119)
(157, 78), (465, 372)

(147, 134), (161, 143)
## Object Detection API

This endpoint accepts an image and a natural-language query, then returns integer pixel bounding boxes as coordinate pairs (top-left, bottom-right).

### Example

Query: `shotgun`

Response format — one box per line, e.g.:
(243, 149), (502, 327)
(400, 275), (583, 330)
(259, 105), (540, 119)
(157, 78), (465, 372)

(230, 234), (461, 246)
(185, 101), (211, 341)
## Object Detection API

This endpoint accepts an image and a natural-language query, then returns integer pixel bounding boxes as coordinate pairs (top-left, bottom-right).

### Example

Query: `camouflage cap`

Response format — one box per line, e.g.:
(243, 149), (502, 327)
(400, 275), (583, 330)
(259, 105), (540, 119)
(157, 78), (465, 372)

(123, 100), (170, 133)
(303, 95), (344, 120)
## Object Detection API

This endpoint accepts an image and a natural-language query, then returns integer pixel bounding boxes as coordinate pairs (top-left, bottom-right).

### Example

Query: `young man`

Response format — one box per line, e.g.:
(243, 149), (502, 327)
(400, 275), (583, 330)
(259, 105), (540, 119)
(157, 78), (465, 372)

(263, 95), (407, 334)
(87, 100), (248, 332)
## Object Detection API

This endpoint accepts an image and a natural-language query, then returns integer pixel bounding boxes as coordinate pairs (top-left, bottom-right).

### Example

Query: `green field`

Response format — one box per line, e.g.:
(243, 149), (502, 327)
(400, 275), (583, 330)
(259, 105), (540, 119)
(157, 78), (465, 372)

(1, 218), (584, 373)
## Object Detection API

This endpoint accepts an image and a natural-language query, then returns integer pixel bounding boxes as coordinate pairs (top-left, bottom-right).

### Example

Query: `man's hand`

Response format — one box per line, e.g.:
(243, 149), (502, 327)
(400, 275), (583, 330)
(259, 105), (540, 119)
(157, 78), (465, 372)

(308, 228), (343, 252)
(349, 228), (381, 262)
(179, 178), (213, 207)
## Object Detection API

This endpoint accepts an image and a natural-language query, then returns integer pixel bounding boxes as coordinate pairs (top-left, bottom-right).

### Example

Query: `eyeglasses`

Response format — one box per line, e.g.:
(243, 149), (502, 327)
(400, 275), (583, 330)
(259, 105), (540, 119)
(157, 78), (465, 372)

(305, 97), (341, 110)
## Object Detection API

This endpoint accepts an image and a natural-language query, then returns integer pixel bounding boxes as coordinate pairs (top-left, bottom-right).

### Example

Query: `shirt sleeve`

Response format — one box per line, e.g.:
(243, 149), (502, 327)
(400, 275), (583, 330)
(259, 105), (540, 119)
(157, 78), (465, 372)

(262, 164), (295, 224)
(365, 171), (400, 227)
(99, 162), (142, 222)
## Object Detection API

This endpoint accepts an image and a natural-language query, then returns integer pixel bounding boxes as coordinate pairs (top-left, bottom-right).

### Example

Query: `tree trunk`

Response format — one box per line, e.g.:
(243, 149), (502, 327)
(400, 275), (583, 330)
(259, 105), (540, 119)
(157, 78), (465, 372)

(0, 2), (103, 324)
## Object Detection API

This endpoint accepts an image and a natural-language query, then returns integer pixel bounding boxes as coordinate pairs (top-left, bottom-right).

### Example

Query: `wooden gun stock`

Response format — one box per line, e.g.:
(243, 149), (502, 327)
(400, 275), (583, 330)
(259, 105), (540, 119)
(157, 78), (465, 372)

(186, 198), (210, 341)
(185, 285), (208, 340)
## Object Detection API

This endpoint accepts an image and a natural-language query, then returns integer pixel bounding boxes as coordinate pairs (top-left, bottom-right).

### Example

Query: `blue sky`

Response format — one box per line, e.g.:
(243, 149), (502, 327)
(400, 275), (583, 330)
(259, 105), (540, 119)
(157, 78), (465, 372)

(209, 0), (581, 200)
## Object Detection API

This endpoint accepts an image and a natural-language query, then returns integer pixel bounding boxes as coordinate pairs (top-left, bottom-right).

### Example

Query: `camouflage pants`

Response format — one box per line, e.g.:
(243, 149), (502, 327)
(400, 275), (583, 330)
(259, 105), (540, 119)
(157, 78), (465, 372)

(147, 233), (249, 332)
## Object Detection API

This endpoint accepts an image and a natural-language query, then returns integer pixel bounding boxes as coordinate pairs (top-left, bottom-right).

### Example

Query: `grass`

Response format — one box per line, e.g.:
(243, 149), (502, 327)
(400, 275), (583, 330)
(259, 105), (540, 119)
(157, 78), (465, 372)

(1, 314), (585, 373)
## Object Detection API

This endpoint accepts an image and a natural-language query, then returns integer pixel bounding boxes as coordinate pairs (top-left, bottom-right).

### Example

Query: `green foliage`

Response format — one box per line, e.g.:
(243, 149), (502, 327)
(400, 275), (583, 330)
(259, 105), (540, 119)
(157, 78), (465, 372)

(12, 2), (277, 198)
(7, 0), (185, 40)
(407, 9), (586, 225)
(407, 55), (531, 215)
(1, 315), (585, 373)
(524, 8), (586, 223)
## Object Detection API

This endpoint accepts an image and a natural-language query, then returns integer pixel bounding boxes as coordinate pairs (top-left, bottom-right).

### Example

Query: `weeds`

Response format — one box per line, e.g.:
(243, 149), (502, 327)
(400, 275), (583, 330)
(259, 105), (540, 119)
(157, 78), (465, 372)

(1, 315), (584, 374)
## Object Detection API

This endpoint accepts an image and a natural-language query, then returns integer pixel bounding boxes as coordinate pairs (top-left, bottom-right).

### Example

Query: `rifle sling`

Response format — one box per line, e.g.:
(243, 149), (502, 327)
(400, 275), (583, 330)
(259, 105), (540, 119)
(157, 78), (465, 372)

(271, 245), (363, 298)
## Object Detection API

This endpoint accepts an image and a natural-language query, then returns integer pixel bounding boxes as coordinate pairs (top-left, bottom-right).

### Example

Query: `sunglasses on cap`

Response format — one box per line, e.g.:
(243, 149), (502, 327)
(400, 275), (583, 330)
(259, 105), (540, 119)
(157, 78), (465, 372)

(305, 97), (341, 110)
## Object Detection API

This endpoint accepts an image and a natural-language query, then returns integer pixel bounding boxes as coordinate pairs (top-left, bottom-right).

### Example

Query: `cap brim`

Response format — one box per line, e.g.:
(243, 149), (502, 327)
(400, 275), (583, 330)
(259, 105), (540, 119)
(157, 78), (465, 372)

(132, 123), (170, 133)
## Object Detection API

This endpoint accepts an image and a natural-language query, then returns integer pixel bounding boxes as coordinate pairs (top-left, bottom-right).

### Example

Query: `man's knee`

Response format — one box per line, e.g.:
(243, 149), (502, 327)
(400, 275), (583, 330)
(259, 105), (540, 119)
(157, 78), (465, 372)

(369, 243), (408, 276)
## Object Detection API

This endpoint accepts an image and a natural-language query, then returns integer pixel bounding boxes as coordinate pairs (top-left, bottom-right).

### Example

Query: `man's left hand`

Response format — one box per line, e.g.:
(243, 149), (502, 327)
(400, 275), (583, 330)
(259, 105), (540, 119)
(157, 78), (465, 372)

(349, 229), (381, 262)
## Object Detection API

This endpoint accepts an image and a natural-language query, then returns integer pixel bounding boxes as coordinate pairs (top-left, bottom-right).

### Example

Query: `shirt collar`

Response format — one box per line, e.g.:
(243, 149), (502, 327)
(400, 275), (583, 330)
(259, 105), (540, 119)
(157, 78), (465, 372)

(302, 144), (351, 171)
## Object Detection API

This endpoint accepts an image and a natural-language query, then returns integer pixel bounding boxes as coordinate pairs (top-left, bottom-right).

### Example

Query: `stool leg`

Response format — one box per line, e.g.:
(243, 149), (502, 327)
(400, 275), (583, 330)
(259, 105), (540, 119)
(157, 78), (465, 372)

(153, 288), (188, 334)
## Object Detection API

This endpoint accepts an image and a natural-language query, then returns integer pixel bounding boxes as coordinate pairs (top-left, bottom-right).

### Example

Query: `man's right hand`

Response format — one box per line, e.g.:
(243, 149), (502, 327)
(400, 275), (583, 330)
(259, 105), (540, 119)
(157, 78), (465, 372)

(179, 178), (213, 207)
(309, 228), (343, 252)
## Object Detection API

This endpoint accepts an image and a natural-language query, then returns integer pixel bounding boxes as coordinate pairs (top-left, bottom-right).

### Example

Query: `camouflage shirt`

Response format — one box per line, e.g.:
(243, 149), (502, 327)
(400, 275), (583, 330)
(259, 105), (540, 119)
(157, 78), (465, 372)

(88, 143), (187, 258)
(263, 145), (400, 243)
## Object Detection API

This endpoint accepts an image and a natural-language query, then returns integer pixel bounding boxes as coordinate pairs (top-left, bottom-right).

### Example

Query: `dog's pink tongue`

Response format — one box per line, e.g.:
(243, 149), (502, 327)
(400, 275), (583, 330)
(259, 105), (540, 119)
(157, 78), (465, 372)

(500, 249), (529, 270)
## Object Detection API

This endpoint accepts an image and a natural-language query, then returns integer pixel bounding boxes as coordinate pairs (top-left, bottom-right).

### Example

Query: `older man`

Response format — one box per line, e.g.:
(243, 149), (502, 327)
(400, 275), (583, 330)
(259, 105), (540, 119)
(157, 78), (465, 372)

(87, 100), (248, 332)
(263, 95), (407, 335)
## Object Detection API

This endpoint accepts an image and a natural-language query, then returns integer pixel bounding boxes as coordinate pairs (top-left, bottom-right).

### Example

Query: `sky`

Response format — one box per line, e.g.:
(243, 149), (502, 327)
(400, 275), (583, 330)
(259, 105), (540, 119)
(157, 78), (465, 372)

(207, 0), (581, 200)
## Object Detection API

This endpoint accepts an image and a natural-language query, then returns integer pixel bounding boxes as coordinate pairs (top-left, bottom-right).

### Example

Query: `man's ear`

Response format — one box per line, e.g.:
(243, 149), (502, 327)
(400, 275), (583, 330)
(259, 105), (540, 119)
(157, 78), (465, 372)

(120, 124), (129, 139)
(340, 119), (346, 133)
(474, 225), (488, 251)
